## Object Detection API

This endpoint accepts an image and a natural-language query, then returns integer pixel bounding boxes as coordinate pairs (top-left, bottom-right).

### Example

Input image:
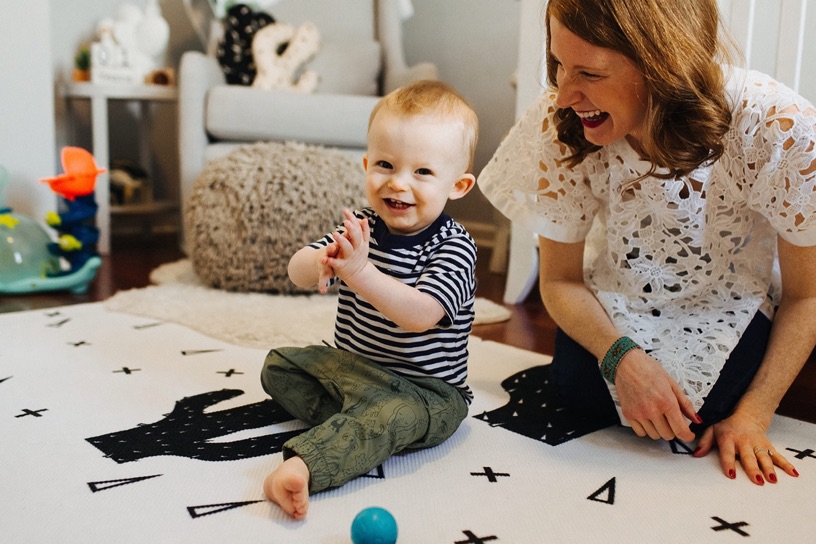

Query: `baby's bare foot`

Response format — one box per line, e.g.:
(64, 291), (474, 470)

(263, 456), (311, 520)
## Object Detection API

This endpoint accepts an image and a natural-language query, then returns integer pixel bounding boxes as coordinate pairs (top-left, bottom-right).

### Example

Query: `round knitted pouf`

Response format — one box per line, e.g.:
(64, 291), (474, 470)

(185, 141), (365, 293)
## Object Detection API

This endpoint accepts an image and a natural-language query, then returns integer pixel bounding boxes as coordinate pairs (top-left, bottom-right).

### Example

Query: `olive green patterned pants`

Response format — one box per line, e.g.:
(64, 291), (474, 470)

(261, 345), (468, 493)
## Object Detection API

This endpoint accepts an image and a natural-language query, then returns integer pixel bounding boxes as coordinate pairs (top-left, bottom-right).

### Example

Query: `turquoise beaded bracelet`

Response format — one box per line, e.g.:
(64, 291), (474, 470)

(600, 336), (641, 383)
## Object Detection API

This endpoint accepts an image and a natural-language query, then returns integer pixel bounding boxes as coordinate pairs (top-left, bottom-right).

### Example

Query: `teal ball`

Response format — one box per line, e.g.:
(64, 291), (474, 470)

(351, 507), (398, 544)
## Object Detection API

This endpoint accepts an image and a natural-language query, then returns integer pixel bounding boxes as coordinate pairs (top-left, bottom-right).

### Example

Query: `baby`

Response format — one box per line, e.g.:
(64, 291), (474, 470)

(260, 79), (479, 519)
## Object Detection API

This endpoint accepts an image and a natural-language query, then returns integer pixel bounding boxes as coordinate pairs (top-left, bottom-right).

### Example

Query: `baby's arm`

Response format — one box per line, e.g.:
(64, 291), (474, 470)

(325, 210), (447, 332)
(288, 241), (340, 294)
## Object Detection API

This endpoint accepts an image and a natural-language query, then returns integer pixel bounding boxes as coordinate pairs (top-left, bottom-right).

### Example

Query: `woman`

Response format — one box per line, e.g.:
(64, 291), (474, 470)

(478, 0), (816, 485)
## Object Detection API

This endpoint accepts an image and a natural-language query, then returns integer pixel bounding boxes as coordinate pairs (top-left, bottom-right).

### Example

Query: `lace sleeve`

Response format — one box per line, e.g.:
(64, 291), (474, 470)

(478, 90), (598, 243)
(740, 76), (816, 246)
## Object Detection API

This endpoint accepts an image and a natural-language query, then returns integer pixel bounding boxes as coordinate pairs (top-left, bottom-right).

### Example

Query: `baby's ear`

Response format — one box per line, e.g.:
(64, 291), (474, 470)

(449, 173), (476, 201)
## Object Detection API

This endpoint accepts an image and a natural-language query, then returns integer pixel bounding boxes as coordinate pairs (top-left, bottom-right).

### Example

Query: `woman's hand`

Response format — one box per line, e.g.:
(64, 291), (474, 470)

(691, 237), (813, 485)
(615, 349), (700, 442)
(693, 411), (799, 484)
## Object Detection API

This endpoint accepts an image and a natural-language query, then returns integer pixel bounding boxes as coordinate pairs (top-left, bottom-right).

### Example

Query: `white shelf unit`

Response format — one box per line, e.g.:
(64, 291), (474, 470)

(61, 82), (179, 254)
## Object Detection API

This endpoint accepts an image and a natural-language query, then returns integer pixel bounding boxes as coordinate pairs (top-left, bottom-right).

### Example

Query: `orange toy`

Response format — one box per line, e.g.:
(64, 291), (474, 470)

(41, 146), (106, 200)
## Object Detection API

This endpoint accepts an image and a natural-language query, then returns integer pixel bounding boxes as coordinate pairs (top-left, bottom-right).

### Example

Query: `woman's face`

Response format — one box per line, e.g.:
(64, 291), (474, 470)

(549, 16), (649, 148)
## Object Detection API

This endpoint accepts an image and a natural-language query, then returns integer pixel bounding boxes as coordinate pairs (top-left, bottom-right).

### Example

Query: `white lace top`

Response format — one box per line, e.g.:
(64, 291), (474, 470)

(479, 67), (816, 412)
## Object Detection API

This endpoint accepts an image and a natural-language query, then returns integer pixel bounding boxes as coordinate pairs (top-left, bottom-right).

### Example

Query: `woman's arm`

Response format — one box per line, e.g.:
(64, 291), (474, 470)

(538, 236), (698, 442)
(695, 237), (816, 483)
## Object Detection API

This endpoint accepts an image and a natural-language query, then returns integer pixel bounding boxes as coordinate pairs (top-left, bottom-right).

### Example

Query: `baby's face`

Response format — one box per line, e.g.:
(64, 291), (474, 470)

(363, 110), (471, 236)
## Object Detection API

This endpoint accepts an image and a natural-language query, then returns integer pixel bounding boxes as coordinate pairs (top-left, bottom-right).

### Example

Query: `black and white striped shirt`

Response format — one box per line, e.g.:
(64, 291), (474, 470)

(311, 208), (476, 402)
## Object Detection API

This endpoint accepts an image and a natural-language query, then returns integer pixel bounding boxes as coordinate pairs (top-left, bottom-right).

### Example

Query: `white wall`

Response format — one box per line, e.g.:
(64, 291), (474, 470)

(717, 0), (816, 101)
(0, 0), (57, 221)
(402, 0), (520, 228)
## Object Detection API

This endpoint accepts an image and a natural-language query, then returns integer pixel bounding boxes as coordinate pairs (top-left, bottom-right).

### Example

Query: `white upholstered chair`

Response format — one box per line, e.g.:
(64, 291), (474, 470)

(177, 0), (436, 251)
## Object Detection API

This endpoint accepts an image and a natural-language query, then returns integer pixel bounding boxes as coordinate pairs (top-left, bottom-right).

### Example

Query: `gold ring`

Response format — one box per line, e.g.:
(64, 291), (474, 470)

(753, 447), (772, 456)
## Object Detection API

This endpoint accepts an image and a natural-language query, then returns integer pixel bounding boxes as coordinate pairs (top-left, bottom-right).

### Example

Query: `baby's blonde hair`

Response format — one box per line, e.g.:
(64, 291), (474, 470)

(369, 80), (479, 171)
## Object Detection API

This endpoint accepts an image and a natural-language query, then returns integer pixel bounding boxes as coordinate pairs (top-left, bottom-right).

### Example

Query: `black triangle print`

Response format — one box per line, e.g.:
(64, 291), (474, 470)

(187, 500), (264, 519)
(362, 464), (385, 479)
(88, 474), (162, 492)
(587, 477), (616, 504)
(670, 439), (695, 455)
(0, 376), (12, 385)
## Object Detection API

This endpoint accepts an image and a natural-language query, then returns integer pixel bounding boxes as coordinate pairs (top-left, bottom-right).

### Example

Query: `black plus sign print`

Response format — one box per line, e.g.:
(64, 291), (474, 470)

(786, 447), (816, 460)
(218, 369), (244, 377)
(711, 516), (750, 537)
(470, 467), (510, 483)
(15, 408), (48, 418)
(114, 368), (141, 374)
(455, 530), (498, 543)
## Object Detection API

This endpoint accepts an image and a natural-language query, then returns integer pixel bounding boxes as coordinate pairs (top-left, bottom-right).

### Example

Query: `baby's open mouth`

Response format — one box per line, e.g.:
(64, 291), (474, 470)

(385, 199), (413, 209)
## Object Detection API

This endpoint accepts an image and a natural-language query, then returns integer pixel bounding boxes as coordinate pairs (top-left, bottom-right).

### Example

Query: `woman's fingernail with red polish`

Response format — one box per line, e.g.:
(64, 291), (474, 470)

(793, 468), (800, 477)
(728, 469), (736, 479)
(694, 413), (703, 424)
(693, 447), (702, 456)
(768, 473), (777, 483)
(755, 475), (764, 484)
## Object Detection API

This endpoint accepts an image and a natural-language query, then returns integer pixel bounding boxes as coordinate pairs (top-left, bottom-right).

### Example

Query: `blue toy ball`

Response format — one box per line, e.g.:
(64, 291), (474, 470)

(350, 507), (398, 544)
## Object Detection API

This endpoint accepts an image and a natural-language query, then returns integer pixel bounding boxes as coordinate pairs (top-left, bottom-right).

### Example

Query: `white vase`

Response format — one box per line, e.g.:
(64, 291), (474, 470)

(134, 0), (170, 66)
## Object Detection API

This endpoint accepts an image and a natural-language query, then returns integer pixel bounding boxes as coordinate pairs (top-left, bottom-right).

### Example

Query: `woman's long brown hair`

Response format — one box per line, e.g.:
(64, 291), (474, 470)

(545, 0), (736, 180)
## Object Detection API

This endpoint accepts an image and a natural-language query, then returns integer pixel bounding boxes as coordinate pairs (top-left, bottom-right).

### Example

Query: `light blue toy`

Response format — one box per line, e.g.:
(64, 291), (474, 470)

(351, 507), (399, 544)
(0, 164), (101, 294)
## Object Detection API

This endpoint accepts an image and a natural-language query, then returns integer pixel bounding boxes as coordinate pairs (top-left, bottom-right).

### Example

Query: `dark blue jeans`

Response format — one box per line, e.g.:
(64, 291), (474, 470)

(550, 312), (773, 436)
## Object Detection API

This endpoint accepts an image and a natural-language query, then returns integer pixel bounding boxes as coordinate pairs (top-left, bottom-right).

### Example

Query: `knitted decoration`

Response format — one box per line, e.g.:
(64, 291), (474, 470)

(252, 21), (321, 92)
(185, 141), (365, 293)
(216, 4), (275, 85)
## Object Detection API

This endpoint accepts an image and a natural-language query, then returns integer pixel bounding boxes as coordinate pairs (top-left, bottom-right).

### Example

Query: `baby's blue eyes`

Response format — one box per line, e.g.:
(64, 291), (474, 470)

(373, 162), (433, 176)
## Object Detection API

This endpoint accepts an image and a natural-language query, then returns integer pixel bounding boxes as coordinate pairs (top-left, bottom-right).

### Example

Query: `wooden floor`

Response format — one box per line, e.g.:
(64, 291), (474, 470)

(3, 232), (812, 424)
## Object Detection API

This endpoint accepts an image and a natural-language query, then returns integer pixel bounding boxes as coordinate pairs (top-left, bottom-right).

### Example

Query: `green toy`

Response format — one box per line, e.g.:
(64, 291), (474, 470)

(0, 160), (102, 294)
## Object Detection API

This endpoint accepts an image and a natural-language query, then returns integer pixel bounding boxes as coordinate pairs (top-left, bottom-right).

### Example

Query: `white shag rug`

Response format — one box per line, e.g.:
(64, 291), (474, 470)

(104, 259), (512, 350)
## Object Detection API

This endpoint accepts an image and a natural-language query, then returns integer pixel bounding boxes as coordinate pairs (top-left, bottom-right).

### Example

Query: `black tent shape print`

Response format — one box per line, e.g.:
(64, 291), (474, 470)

(588, 477), (616, 505)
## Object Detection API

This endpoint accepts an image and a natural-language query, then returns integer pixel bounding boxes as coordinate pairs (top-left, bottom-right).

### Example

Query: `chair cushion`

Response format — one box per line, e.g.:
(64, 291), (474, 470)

(308, 40), (382, 95)
(205, 87), (379, 146)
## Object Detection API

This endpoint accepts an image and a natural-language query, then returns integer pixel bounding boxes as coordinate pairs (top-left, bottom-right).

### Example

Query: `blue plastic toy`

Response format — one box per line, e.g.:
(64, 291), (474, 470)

(350, 507), (399, 544)
(0, 148), (104, 294)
